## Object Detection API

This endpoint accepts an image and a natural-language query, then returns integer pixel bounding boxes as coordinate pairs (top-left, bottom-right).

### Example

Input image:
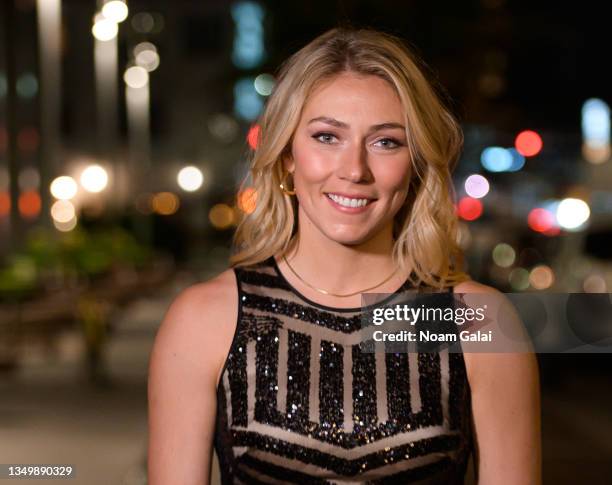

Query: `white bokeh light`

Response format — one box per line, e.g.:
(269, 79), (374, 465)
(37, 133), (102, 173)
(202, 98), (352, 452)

(464, 174), (490, 199)
(134, 42), (160, 72)
(51, 200), (76, 223)
(102, 1), (129, 23)
(92, 15), (118, 41)
(80, 165), (109, 193)
(177, 166), (204, 192)
(556, 198), (590, 230)
(50, 176), (78, 200)
(124, 66), (149, 88)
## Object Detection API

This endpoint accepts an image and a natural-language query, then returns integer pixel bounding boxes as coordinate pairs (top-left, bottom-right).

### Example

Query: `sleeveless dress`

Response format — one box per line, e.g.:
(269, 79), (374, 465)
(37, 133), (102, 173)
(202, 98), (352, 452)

(214, 256), (473, 484)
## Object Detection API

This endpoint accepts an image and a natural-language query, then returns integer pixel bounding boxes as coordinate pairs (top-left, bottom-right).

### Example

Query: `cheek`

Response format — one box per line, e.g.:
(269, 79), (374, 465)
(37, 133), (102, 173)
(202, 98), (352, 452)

(292, 141), (330, 182)
(375, 164), (412, 198)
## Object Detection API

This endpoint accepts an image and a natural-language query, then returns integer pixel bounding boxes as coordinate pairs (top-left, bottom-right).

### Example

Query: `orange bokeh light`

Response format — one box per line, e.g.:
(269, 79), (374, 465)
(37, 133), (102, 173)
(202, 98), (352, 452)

(19, 190), (41, 219)
(237, 187), (257, 214)
(0, 191), (10, 217)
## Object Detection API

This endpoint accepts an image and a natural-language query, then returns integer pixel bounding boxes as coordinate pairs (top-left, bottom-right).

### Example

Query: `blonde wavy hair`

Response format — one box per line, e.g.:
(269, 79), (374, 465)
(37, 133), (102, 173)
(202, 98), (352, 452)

(230, 27), (471, 289)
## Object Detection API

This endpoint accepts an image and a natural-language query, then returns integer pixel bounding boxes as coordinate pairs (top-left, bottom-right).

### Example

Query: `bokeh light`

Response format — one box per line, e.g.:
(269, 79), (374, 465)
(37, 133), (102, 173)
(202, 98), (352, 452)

(19, 191), (41, 219)
(234, 77), (263, 121)
(527, 208), (556, 233)
(480, 146), (513, 172)
(464, 174), (490, 199)
(131, 12), (154, 33)
(51, 199), (76, 223)
(556, 198), (590, 230)
(0, 191), (9, 217)
(208, 113), (239, 143)
(529, 265), (555, 290)
(457, 197), (483, 221)
(50, 176), (78, 200)
(515, 130), (543, 157)
(492, 243), (515, 268)
(247, 124), (260, 150)
(124, 66), (149, 88)
(507, 148), (526, 171)
(177, 166), (204, 192)
(54, 216), (78, 232)
(583, 274), (607, 293)
(152, 192), (180, 215)
(509, 267), (530, 290)
(134, 42), (160, 72)
(92, 15), (118, 41)
(231, 1), (265, 69)
(581, 98), (610, 164)
(254, 73), (275, 96)
(80, 164), (109, 193)
(18, 167), (40, 190)
(101, 0), (128, 23)
(16, 73), (38, 98)
(209, 203), (235, 229)
(237, 187), (257, 214)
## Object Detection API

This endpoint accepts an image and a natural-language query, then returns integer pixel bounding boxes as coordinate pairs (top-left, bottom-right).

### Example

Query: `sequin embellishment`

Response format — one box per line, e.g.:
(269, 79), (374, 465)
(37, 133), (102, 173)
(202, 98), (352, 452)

(214, 257), (473, 484)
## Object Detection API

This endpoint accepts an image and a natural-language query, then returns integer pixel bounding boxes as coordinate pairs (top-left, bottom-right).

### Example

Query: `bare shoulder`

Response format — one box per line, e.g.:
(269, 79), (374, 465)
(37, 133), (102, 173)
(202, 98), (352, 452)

(453, 278), (499, 294)
(149, 267), (239, 387)
(452, 279), (538, 388)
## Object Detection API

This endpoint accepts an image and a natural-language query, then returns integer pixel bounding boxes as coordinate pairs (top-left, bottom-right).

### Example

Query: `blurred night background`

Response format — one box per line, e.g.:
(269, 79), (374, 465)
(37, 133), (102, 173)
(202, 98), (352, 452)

(1, 0), (611, 484)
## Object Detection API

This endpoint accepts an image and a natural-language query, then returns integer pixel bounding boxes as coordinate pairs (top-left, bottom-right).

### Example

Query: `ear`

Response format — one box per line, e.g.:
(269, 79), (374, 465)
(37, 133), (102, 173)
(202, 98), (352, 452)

(282, 151), (295, 174)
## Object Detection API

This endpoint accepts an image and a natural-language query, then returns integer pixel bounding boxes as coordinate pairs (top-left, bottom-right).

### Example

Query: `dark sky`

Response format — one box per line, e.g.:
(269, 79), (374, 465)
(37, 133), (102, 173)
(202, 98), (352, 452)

(262, 0), (610, 132)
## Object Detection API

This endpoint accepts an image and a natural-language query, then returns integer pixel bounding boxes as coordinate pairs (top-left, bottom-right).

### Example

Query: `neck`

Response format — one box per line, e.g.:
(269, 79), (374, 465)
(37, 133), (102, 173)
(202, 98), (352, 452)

(282, 220), (400, 296)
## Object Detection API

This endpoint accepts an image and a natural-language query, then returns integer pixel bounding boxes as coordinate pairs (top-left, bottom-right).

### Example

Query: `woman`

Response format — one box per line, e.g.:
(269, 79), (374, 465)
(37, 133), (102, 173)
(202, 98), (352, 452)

(148, 28), (541, 484)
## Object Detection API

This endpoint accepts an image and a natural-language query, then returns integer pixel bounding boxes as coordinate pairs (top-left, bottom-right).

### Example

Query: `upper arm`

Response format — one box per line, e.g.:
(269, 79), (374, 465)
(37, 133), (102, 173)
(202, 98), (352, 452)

(455, 280), (541, 485)
(147, 270), (238, 485)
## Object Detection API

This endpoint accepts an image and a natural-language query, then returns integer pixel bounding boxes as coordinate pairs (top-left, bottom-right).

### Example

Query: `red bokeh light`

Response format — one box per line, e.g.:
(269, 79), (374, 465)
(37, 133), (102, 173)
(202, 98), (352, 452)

(247, 124), (260, 150)
(457, 197), (483, 221)
(527, 208), (556, 233)
(515, 130), (543, 157)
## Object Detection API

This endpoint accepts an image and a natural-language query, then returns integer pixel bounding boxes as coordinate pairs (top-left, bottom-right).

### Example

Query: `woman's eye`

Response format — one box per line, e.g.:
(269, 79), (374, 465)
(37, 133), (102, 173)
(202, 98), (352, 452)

(313, 132), (337, 144)
(374, 138), (402, 149)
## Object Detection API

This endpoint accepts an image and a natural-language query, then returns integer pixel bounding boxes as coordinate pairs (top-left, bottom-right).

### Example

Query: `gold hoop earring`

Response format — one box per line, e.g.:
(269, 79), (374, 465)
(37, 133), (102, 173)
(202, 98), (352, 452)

(279, 171), (296, 196)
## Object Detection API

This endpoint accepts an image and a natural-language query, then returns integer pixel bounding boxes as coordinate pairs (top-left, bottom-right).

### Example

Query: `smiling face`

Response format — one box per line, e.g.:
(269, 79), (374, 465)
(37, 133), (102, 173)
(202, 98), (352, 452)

(284, 72), (413, 246)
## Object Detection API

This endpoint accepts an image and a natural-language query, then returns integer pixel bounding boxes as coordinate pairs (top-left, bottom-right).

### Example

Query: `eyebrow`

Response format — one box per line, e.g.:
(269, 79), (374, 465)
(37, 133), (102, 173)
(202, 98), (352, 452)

(307, 116), (405, 133)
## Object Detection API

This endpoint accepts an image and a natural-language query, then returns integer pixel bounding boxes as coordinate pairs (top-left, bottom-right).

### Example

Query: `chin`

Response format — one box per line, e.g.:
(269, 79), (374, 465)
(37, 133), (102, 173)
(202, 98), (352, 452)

(325, 229), (372, 246)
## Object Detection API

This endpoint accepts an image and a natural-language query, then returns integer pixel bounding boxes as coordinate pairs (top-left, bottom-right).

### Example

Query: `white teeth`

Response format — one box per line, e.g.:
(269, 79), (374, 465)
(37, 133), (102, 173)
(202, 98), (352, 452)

(327, 194), (370, 208)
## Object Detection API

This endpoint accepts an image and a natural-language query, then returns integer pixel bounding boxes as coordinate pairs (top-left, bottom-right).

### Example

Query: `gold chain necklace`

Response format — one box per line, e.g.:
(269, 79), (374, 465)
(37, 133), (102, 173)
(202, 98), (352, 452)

(282, 255), (398, 297)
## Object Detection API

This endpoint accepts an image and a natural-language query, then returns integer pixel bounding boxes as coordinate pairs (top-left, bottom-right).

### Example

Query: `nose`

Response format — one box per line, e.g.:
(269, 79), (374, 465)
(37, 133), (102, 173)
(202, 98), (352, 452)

(337, 142), (371, 183)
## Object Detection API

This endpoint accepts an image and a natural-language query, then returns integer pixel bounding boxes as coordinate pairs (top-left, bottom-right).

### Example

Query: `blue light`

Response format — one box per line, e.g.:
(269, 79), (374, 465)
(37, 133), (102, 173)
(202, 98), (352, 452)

(507, 148), (525, 172)
(582, 98), (610, 146)
(480, 147), (513, 172)
(231, 1), (265, 69)
(234, 77), (263, 121)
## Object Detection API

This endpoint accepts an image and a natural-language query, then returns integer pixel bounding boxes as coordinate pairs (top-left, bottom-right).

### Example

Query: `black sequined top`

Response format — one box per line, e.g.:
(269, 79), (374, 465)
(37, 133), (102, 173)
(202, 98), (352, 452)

(214, 256), (473, 484)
